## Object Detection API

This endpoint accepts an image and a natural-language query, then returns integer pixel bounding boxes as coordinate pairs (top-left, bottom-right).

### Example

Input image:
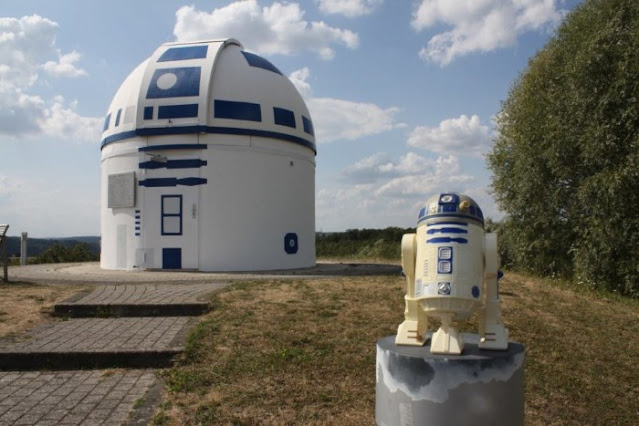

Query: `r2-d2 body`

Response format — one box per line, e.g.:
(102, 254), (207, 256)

(396, 193), (508, 354)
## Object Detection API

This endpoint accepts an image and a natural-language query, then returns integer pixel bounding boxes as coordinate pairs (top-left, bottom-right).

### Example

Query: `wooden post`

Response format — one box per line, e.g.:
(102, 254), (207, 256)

(0, 225), (8, 283)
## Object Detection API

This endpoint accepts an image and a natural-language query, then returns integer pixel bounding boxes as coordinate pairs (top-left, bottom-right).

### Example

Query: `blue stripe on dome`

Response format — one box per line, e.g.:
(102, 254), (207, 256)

(157, 46), (208, 62)
(214, 100), (261, 122)
(101, 126), (316, 153)
(241, 51), (282, 75)
(146, 67), (201, 99)
(273, 107), (296, 128)
(158, 104), (199, 119)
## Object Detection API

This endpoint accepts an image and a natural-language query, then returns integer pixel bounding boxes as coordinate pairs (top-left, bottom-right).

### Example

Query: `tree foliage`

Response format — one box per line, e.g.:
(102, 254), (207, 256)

(34, 243), (98, 264)
(316, 227), (414, 260)
(488, 0), (639, 296)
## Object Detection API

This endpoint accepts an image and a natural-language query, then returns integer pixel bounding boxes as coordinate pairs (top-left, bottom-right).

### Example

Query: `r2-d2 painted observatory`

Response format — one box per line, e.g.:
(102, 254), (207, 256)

(100, 39), (316, 271)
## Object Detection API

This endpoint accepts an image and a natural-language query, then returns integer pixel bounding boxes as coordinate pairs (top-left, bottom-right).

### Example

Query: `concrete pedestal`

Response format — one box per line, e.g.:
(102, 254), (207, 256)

(376, 334), (525, 426)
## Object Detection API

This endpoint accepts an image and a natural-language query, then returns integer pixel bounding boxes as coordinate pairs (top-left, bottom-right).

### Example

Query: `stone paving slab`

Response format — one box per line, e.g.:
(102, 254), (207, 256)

(0, 317), (192, 371)
(0, 370), (157, 425)
(54, 284), (223, 317)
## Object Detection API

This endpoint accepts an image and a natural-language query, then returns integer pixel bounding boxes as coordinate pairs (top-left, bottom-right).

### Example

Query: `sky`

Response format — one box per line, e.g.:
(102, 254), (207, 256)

(0, 0), (583, 238)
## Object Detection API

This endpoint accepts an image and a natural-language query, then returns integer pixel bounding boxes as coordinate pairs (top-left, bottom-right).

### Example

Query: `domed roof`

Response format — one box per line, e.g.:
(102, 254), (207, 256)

(100, 39), (316, 153)
(417, 192), (484, 226)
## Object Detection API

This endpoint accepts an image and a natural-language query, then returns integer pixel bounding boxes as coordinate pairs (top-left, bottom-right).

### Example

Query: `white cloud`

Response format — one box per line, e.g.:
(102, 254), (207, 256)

(309, 98), (400, 142)
(289, 67), (402, 142)
(407, 114), (491, 157)
(0, 15), (94, 140)
(317, 0), (383, 17)
(0, 90), (46, 136)
(39, 97), (103, 142)
(412, 0), (564, 65)
(43, 51), (87, 78)
(317, 153), (477, 230)
(342, 152), (429, 183)
(289, 67), (313, 99)
(174, 1), (359, 60)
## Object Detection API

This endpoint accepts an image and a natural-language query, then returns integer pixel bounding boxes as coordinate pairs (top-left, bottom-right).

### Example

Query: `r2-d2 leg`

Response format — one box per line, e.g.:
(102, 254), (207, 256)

(479, 233), (508, 350)
(396, 234), (428, 346)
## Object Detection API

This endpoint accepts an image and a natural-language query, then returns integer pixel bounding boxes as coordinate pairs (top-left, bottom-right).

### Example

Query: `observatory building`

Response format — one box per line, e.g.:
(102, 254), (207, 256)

(100, 39), (316, 271)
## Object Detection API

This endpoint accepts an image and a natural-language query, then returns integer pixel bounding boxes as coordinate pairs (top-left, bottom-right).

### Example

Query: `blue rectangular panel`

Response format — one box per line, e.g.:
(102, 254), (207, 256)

(139, 159), (207, 170)
(302, 116), (314, 136)
(158, 46), (208, 62)
(158, 104), (199, 119)
(144, 106), (153, 120)
(115, 109), (122, 127)
(103, 113), (111, 131)
(162, 248), (182, 269)
(241, 51), (282, 75)
(273, 107), (296, 128)
(214, 100), (261, 122)
(146, 67), (201, 99)
(139, 178), (177, 187)
(139, 144), (207, 152)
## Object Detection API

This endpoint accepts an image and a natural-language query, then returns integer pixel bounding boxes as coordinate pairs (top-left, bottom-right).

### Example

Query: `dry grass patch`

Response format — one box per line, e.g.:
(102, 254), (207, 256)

(155, 273), (638, 425)
(0, 281), (88, 338)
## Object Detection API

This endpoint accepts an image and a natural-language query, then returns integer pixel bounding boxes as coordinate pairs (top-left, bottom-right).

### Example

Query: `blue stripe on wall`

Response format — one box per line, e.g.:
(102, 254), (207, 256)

(138, 144), (207, 152)
(146, 67), (201, 99)
(139, 177), (207, 187)
(273, 107), (296, 128)
(158, 104), (199, 119)
(302, 116), (314, 136)
(214, 100), (261, 122)
(102, 127), (316, 153)
(158, 45), (208, 62)
(139, 159), (208, 169)
(241, 51), (282, 75)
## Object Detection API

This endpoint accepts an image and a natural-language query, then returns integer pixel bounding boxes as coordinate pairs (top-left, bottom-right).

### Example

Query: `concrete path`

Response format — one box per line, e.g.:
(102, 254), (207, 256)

(0, 370), (156, 425)
(0, 283), (225, 425)
(55, 283), (223, 317)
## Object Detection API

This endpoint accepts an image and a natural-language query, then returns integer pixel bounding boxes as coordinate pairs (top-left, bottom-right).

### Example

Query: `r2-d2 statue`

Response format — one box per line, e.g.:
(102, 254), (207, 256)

(396, 192), (508, 354)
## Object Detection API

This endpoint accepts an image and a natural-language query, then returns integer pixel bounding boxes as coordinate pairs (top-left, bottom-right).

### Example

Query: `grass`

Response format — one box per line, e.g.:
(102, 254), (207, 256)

(154, 272), (638, 425)
(0, 281), (89, 338)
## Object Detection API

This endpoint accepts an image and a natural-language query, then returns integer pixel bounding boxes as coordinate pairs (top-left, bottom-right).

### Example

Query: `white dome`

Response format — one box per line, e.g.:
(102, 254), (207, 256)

(99, 39), (316, 272)
(101, 39), (316, 153)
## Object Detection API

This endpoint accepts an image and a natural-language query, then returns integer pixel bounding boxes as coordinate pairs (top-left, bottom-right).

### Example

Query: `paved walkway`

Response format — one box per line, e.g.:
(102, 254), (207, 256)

(0, 370), (156, 425)
(0, 283), (224, 425)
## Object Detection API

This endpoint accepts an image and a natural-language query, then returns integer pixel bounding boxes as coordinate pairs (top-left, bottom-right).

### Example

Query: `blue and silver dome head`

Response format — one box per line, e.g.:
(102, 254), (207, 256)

(417, 192), (484, 228)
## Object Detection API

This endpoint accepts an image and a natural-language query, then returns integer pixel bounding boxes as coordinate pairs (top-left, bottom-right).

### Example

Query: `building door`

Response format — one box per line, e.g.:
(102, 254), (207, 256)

(139, 135), (203, 270)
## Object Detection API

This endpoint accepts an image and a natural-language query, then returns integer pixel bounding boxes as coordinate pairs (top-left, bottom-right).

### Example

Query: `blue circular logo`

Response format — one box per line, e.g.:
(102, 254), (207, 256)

(472, 286), (480, 298)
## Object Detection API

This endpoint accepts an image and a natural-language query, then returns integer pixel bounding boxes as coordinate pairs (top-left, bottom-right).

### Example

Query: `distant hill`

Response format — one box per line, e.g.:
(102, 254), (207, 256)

(4, 236), (100, 258)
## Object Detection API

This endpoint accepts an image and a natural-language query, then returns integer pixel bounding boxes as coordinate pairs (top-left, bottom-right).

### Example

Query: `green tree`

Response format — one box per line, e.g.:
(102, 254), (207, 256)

(488, 0), (639, 296)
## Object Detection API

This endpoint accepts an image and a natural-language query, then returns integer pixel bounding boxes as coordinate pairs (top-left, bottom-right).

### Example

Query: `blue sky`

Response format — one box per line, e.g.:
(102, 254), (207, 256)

(0, 0), (582, 237)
